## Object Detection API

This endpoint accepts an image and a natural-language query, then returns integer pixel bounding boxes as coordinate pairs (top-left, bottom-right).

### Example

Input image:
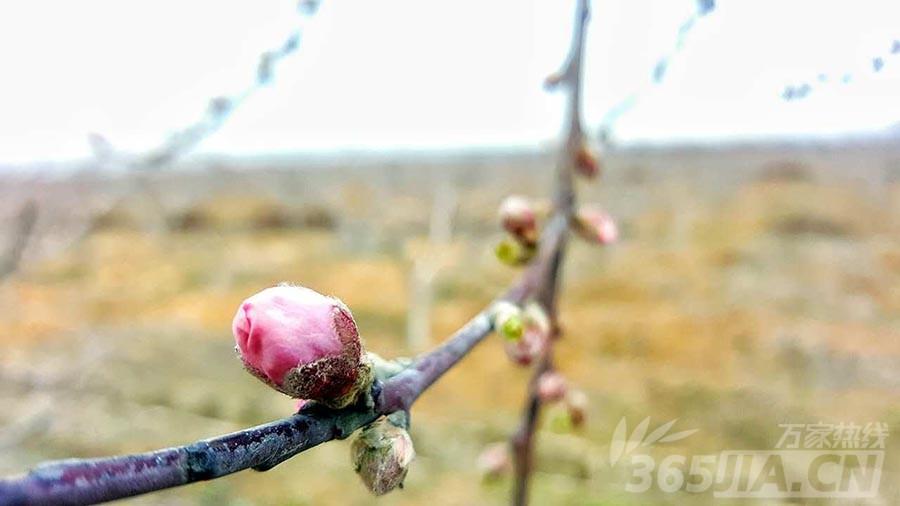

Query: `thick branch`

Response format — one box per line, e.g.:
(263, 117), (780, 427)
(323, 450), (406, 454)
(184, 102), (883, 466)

(0, 404), (377, 505)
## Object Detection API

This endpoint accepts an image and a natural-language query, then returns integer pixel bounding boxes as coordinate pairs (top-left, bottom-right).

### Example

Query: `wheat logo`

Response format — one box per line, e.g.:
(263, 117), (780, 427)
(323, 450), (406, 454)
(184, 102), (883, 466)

(608, 417), (697, 466)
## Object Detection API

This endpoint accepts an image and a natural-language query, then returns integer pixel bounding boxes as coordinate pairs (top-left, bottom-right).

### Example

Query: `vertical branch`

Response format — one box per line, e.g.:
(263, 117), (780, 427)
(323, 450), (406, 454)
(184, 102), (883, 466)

(0, 201), (38, 282)
(511, 0), (589, 504)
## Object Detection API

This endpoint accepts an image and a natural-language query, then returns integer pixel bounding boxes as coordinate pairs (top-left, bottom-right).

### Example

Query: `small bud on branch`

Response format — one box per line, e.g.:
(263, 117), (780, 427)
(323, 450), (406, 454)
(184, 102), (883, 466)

(495, 238), (537, 267)
(493, 301), (525, 341)
(536, 371), (568, 403)
(352, 415), (416, 496)
(565, 389), (589, 428)
(477, 443), (511, 480)
(504, 303), (550, 366)
(574, 141), (601, 179)
(543, 72), (564, 90)
(499, 195), (538, 246)
(573, 207), (618, 245)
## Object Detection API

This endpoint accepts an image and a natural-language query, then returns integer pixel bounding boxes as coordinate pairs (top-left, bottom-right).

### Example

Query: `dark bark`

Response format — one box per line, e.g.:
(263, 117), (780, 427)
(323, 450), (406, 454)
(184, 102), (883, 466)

(510, 1), (590, 504)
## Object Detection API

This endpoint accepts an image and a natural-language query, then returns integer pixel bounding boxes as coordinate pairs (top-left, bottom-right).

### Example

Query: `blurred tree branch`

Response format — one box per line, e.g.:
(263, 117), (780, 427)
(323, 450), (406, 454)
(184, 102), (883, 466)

(93, 2), (317, 172)
(510, 0), (587, 504)
(71, 1), (321, 241)
(597, 0), (715, 144)
(0, 201), (38, 282)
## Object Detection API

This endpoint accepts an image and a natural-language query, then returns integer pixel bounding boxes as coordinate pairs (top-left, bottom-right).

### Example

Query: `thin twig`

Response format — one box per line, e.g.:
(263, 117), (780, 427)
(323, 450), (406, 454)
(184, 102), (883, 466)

(92, 2), (316, 172)
(597, 0), (715, 143)
(67, 1), (319, 245)
(510, 0), (589, 504)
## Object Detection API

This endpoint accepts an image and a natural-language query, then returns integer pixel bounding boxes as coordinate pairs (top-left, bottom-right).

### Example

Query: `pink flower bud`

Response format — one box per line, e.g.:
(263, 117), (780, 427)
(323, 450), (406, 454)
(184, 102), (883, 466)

(536, 371), (568, 403)
(504, 330), (545, 366)
(499, 195), (537, 244)
(574, 207), (618, 245)
(233, 284), (371, 408)
(565, 389), (589, 428)
(477, 443), (510, 480)
(503, 303), (550, 366)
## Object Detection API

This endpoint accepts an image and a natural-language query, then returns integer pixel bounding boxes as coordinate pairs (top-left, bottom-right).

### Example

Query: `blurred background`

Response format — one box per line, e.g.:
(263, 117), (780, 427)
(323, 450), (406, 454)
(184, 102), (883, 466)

(1, 0), (900, 504)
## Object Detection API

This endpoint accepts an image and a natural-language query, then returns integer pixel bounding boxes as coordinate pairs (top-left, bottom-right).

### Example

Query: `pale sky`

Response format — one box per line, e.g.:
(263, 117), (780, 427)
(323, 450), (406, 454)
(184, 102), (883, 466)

(0, 0), (897, 164)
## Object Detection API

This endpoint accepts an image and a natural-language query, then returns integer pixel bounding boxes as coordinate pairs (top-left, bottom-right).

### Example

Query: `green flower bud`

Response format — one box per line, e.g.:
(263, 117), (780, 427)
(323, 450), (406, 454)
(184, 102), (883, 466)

(493, 302), (525, 341)
(352, 416), (415, 496)
(495, 238), (536, 266)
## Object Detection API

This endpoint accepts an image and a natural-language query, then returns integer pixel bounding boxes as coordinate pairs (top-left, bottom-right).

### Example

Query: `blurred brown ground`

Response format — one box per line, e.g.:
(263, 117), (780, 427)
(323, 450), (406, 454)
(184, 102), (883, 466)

(2, 144), (900, 505)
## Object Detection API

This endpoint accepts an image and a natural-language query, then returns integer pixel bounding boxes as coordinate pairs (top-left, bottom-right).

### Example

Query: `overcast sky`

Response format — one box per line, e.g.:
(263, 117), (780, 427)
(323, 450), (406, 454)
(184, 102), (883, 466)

(0, 0), (897, 164)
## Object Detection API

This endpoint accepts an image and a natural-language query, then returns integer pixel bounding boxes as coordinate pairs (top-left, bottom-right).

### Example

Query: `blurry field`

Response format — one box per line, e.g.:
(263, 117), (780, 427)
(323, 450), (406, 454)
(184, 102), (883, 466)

(2, 147), (900, 504)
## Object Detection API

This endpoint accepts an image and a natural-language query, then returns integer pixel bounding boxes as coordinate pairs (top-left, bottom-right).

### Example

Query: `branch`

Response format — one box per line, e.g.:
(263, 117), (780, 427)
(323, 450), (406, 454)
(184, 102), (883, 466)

(0, 206), (570, 506)
(596, 0), (716, 143)
(782, 36), (899, 101)
(53, 2), (322, 265)
(511, 0), (590, 504)
(94, 2), (317, 172)
(0, 200), (38, 282)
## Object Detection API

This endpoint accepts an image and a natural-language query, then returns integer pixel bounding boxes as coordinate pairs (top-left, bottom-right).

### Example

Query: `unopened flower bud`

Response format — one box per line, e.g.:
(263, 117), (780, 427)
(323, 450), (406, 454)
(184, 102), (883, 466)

(233, 284), (372, 408)
(544, 72), (564, 90)
(537, 371), (568, 403)
(352, 417), (415, 496)
(504, 335), (543, 366)
(495, 238), (536, 267)
(565, 389), (589, 427)
(574, 207), (618, 245)
(524, 302), (551, 336)
(574, 142), (601, 178)
(499, 195), (538, 245)
(493, 302), (524, 341)
(477, 442), (511, 480)
(504, 303), (550, 366)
